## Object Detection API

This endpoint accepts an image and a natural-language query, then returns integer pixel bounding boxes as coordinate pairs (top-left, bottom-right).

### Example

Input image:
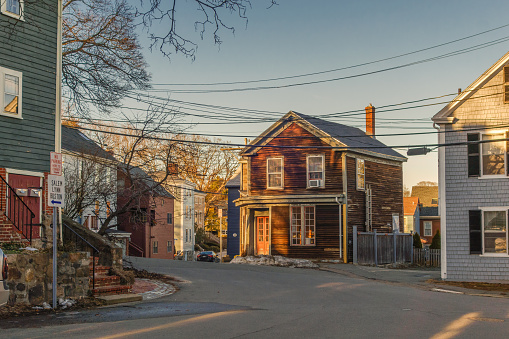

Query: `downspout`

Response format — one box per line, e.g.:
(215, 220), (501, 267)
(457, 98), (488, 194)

(342, 153), (348, 263)
(434, 122), (447, 279)
(335, 196), (343, 261)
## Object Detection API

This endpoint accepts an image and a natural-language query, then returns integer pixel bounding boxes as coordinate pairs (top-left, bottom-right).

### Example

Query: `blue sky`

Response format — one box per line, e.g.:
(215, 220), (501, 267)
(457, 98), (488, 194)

(124, 0), (509, 188)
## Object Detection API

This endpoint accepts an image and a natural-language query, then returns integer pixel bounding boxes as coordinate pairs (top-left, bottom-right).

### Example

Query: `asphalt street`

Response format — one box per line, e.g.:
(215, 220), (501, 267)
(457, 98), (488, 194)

(1, 258), (508, 339)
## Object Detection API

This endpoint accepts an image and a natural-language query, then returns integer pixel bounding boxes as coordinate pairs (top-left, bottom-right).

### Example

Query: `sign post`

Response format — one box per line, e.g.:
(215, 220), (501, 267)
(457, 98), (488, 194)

(48, 174), (65, 309)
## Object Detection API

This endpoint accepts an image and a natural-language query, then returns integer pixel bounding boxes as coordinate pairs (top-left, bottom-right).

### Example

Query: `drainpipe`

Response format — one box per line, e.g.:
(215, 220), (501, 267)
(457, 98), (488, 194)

(335, 196), (344, 262)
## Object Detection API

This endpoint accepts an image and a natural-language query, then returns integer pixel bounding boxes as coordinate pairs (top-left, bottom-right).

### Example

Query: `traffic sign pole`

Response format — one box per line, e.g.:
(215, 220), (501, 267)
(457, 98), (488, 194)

(52, 206), (57, 309)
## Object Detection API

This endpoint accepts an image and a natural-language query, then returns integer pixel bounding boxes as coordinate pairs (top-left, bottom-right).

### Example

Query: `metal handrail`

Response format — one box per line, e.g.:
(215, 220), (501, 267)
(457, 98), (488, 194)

(62, 222), (100, 290)
(0, 174), (36, 244)
(128, 241), (144, 257)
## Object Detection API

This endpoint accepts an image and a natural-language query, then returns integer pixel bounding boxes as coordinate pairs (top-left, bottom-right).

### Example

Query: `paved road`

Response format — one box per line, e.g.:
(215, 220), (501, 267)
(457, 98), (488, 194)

(1, 258), (508, 339)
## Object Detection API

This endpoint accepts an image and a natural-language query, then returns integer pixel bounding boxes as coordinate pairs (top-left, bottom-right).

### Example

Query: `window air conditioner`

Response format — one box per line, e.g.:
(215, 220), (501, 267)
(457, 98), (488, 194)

(309, 180), (322, 187)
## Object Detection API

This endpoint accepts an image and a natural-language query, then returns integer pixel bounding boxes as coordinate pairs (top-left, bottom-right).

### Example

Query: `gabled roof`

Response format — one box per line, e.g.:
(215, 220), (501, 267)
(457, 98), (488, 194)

(411, 185), (438, 207)
(124, 166), (174, 199)
(225, 172), (241, 188)
(420, 206), (439, 217)
(432, 51), (509, 122)
(62, 125), (116, 161)
(240, 111), (406, 162)
(404, 197), (419, 215)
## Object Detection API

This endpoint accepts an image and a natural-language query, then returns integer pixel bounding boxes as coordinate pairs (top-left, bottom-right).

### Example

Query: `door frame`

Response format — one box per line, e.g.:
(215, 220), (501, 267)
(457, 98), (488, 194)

(5, 168), (44, 223)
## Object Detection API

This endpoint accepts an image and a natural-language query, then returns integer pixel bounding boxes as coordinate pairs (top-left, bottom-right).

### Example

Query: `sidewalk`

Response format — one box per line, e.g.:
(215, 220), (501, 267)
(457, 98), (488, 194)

(319, 263), (509, 298)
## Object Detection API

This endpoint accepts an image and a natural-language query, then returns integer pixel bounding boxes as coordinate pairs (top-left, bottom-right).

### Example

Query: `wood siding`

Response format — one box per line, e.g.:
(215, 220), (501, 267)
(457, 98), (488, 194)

(0, 2), (58, 172)
(346, 156), (403, 260)
(248, 123), (343, 196)
(271, 205), (340, 260)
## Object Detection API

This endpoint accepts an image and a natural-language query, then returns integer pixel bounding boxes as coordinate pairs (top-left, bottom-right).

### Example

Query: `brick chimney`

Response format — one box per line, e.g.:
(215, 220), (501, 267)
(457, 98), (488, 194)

(365, 104), (375, 137)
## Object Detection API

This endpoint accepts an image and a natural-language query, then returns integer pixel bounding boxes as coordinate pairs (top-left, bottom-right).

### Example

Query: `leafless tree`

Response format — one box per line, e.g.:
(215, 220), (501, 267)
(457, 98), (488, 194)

(137, 0), (278, 58)
(62, 0), (150, 116)
(415, 181), (438, 187)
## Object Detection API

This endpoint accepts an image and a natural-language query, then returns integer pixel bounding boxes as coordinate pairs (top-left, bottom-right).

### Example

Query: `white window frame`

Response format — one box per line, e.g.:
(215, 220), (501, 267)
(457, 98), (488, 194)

(423, 221), (432, 237)
(306, 154), (325, 188)
(0, 67), (23, 119)
(479, 130), (507, 178)
(1, 0), (24, 20)
(290, 205), (316, 247)
(266, 157), (284, 189)
(356, 158), (365, 191)
(479, 206), (509, 257)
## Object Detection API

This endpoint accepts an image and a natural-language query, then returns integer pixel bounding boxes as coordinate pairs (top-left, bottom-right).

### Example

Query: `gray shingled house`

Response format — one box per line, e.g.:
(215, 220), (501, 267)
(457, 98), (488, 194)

(432, 51), (509, 282)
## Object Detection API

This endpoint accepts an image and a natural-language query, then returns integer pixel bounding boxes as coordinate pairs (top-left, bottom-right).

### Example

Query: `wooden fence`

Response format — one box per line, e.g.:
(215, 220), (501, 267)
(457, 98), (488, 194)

(353, 226), (413, 266)
(413, 248), (441, 267)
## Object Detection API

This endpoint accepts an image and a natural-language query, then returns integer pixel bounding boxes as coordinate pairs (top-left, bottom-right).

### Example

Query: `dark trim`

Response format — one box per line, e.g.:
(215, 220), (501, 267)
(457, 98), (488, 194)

(467, 133), (480, 177)
(469, 210), (482, 254)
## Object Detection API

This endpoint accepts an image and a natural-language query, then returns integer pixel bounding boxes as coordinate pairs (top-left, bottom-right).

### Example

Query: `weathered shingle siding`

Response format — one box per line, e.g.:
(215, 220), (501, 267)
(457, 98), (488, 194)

(444, 70), (509, 281)
(0, 2), (58, 172)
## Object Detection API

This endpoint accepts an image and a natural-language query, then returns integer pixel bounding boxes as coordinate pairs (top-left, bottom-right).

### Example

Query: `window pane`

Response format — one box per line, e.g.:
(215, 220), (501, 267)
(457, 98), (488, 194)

(482, 134), (505, 175)
(484, 211), (507, 253)
(268, 174), (281, 187)
(7, 0), (20, 15)
(304, 206), (315, 245)
(267, 158), (281, 173)
(4, 74), (19, 114)
(308, 157), (323, 172)
(291, 207), (301, 245)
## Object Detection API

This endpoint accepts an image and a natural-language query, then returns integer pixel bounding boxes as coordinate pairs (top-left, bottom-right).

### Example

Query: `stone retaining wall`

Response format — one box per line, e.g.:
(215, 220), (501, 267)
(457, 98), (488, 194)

(6, 252), (90, 305)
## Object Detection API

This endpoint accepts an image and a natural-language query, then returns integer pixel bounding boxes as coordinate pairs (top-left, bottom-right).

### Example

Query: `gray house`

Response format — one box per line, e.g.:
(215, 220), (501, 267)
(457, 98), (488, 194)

(0, 1), (58, 244)
(432, 51), (509, 282)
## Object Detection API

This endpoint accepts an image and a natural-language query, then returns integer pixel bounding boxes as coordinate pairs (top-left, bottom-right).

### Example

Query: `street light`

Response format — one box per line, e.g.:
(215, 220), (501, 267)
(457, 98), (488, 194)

(407, 147), (433, 156)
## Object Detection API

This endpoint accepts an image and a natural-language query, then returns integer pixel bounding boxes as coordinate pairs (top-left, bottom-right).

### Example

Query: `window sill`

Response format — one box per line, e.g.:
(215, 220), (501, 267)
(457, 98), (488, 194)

(290, 244), (316, 247)
(479, 254), (509, 257)
(267, 187), (284, 190)
(1, 10), (24, 21)
(0, 112), (22, 119)
(477, 175), (507, 180)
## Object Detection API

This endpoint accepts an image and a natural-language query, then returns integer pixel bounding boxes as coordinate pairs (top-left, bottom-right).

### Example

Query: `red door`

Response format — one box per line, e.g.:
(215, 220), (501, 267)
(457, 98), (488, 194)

(7, 174), (41, 239)
(256, 216), (270, 255)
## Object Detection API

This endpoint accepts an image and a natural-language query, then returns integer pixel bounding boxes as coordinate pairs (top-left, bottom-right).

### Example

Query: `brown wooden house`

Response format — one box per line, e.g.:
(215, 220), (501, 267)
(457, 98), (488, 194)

(234, 110), (406, 261)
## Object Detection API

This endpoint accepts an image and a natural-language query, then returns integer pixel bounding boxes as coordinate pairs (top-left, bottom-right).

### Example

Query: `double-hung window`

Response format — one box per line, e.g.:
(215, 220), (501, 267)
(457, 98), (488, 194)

(167, 241), (172, 253)
(307, 154), (324, 188)
(290, 206), (315, 246)
(153, 241), (158, 254)
(468, 131), (508, 177)
(469, 209), (508, 255)
(267, 157), (283, 189)
(0, 67), (22, 118)
(1, 0), (24, 20)
(423, 221), (432, 237)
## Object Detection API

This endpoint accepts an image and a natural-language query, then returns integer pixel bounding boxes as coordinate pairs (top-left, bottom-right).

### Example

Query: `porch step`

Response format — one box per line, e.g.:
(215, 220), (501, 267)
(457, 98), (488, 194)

(90, 265), (111, 276)
(91, 274), (121, 288)
(91, 284), (132, 296)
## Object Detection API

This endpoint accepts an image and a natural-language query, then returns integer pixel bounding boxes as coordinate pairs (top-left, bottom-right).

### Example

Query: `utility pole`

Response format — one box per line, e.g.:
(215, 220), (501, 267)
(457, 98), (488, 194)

(219, 208), (223, 262)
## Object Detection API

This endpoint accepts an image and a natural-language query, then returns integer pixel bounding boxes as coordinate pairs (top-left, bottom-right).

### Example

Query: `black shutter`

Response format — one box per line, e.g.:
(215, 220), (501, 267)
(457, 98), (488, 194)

(469, 210), (482, 254)
(467, 133), (480, 177)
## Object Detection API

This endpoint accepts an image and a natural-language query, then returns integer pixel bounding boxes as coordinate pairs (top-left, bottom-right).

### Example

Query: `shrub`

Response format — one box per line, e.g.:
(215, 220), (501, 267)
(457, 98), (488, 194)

(413, 232), (423, 249)
(430, 230), (441, 249)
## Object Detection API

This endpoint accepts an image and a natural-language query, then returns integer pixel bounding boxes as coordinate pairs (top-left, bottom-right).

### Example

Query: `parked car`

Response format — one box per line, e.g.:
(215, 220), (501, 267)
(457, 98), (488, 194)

(0, 248), (7, 289)
(197, 251), (220, 262)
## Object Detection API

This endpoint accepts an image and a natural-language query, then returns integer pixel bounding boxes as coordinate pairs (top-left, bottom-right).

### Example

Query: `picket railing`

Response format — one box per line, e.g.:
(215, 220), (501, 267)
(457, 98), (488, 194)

(413, 247), (440, 267)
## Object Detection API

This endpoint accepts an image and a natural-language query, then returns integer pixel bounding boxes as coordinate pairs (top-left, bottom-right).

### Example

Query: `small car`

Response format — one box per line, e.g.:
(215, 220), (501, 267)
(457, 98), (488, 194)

(197, 251), (220, 262)
(0, 248), (7, 289)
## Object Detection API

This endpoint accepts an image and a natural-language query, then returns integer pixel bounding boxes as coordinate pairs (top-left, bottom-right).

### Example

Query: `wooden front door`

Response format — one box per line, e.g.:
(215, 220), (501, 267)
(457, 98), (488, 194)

(7, 174), (41, 239)
(256, 216), (270, 255)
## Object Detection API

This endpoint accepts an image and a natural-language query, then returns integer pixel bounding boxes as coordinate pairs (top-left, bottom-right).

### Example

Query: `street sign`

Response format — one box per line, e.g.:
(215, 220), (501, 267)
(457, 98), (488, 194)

(48, 175), (65, 207)
(50, 152), (62, 176)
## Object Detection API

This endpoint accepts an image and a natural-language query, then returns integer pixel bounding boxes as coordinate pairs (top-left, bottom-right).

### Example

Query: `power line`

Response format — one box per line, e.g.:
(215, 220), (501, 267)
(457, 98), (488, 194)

(139, 36), (509, 94)
(149, 23), (509, 87)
